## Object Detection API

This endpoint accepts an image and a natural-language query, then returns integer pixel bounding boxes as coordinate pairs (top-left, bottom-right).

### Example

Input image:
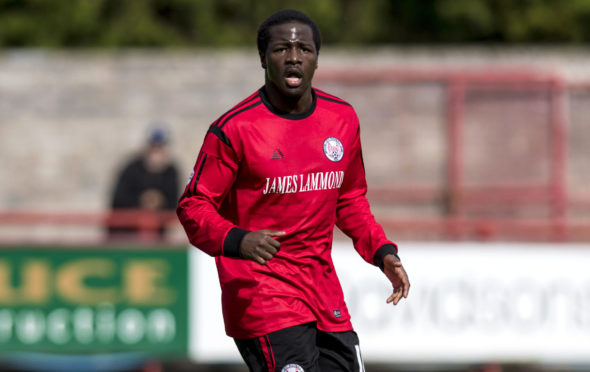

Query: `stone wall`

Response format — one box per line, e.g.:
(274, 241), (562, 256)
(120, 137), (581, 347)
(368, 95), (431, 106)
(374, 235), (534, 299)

(1, 47), (589, 214)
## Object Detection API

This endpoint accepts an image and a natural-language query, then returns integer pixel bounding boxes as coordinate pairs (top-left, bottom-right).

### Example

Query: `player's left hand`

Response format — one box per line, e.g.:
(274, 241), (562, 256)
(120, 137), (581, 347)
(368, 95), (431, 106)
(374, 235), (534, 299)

(383, 254), (410, 305)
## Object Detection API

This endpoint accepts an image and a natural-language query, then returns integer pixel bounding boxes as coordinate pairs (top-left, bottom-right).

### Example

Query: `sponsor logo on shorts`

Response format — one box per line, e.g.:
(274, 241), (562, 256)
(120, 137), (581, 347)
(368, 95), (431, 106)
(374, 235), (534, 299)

(281, 364), (304, 372)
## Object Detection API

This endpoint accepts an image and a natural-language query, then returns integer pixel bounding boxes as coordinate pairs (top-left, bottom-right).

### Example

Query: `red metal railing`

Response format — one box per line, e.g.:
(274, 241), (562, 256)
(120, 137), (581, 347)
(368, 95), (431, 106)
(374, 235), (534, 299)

(1, 67), (589, 244)
(0, 210), (181, 245)
(316, 67), (588, 242)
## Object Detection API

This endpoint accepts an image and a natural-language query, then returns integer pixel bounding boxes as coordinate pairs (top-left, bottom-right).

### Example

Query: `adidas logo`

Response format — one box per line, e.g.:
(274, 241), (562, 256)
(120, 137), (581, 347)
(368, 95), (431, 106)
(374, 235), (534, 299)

(271, 149), (285, 159)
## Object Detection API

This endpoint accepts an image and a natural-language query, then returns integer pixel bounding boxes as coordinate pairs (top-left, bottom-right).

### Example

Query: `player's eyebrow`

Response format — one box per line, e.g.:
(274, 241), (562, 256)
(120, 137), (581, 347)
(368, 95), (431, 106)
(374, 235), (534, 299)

(270, 39), (315, 48)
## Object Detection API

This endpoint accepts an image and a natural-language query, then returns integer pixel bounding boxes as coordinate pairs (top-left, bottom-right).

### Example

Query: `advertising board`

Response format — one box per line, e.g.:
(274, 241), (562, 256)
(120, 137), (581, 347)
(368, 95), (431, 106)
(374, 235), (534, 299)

(0, 246), (188, 356)
(189, 242), (590, 364)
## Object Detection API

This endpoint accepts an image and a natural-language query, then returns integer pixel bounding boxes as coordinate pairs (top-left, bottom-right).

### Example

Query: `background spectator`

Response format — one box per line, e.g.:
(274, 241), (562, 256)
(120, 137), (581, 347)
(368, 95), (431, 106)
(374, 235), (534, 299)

(108, 124), (180, 240)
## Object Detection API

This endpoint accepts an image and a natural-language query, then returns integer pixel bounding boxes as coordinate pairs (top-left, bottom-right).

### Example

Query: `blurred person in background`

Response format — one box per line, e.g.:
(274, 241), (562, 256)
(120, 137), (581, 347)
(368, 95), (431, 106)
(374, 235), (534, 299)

(177, 9), (410, 372)
(108, 124), (180, 241)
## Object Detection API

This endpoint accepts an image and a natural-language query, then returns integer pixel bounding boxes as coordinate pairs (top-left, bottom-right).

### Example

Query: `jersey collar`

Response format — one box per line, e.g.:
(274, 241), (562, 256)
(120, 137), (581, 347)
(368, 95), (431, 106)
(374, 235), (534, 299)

(259, 86), (317, 120)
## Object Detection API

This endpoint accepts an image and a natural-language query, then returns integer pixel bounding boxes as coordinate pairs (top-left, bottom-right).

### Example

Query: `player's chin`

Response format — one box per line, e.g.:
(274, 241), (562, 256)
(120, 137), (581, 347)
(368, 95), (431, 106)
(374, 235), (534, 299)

(281, 85), (308, 97)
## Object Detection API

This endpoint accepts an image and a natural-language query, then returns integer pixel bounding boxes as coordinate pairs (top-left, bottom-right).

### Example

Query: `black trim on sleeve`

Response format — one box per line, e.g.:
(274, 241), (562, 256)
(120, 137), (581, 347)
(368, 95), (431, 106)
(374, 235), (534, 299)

(314, 88), (352, 106)
(373, 244), (399, 272)
(223, 227), (251, 258)
(207, 126), (233, 148)
(213, 95), (261, 128)
(190, 154), (208, 195)
(317, 94), (352, 107)
(208, 98), (263, 148)
(218, 100), (263, 129)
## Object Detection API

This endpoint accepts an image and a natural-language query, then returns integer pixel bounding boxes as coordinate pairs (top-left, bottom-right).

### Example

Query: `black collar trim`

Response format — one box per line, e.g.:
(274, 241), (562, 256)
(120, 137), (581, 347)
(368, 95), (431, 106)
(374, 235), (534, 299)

(259, 86), (317, 120)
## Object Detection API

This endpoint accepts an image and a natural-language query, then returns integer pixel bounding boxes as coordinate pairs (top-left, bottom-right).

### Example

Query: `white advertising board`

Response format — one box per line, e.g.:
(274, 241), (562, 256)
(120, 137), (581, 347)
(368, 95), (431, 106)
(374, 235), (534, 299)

(189, 242), (590, 364)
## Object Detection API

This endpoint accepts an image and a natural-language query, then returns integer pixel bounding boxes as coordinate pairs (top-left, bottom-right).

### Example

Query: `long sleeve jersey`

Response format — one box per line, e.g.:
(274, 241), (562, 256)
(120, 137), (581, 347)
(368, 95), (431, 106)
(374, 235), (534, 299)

(177, 87), (398, 339)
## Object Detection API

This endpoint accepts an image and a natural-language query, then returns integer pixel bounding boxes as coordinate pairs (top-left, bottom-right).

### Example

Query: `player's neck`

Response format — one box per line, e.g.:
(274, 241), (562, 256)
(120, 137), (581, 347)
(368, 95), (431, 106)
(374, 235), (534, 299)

(263, 83), (313, 115)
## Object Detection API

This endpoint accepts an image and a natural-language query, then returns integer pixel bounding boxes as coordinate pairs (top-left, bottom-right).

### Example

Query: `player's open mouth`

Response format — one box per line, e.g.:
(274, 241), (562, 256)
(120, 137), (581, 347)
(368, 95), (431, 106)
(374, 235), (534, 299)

(285, 70), (303, 87)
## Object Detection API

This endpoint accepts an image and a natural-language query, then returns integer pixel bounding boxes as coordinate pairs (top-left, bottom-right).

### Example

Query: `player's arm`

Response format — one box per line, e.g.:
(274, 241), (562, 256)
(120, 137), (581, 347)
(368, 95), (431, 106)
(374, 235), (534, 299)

(335, 125), (410, 304)
(177, 130), (249, 257)
(177, 131), (284, 263)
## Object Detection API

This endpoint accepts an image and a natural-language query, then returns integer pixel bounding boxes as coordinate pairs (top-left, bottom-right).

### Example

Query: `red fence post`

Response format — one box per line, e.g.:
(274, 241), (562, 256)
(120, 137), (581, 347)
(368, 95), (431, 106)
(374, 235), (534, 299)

(550, 78), (569, 241)
(446, 79), (466, 239)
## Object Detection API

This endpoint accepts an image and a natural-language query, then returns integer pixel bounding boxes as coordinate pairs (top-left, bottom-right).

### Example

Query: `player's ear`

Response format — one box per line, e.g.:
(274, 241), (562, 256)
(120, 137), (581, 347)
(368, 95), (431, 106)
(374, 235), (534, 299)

(259, 53), (267, 69)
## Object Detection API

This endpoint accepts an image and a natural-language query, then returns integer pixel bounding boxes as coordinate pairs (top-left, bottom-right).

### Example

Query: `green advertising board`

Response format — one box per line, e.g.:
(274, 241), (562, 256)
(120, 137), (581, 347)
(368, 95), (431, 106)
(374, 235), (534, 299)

(0, 246), (188, 356)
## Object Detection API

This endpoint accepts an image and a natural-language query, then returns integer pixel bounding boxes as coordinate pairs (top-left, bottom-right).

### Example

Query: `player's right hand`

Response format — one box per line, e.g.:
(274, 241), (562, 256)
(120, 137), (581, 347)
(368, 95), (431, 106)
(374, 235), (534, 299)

(240, 230), (285, 265)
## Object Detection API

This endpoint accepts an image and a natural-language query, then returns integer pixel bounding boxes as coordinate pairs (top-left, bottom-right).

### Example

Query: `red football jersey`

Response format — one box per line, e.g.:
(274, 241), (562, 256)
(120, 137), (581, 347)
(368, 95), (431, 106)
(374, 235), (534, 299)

(177, 87), (397, 338)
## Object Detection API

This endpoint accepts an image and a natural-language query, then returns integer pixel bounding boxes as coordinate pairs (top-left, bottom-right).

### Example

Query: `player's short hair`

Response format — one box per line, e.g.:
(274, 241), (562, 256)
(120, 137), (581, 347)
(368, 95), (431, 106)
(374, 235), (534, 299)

(257, 9), (322, 56)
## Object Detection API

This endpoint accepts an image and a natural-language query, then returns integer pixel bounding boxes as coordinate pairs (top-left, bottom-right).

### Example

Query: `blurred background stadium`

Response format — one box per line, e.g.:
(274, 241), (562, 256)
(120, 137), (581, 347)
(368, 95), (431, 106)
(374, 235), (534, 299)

(1, 0), (590, 371)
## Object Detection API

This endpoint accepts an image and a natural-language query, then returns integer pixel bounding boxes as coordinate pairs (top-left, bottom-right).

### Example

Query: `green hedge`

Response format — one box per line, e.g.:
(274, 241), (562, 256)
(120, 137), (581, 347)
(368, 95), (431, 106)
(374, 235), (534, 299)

(2, 0), (590, 48)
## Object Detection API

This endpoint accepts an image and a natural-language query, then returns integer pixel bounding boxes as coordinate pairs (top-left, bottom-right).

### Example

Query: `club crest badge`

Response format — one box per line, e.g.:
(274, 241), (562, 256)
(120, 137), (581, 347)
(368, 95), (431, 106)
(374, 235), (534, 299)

(323, 137), (344, 162)
(281, 364), (304, 372)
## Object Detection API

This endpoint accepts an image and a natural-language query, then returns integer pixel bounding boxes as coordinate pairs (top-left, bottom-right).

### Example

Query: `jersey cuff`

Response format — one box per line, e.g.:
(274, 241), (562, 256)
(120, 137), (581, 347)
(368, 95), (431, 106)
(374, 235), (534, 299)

(373, 244), (399, 272)
(223, 227), (250, 258)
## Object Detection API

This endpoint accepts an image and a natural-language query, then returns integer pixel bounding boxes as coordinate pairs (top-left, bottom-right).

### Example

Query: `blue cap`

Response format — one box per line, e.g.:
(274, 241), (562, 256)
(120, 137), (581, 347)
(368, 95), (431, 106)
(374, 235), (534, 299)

(148, 125), (169, 145)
